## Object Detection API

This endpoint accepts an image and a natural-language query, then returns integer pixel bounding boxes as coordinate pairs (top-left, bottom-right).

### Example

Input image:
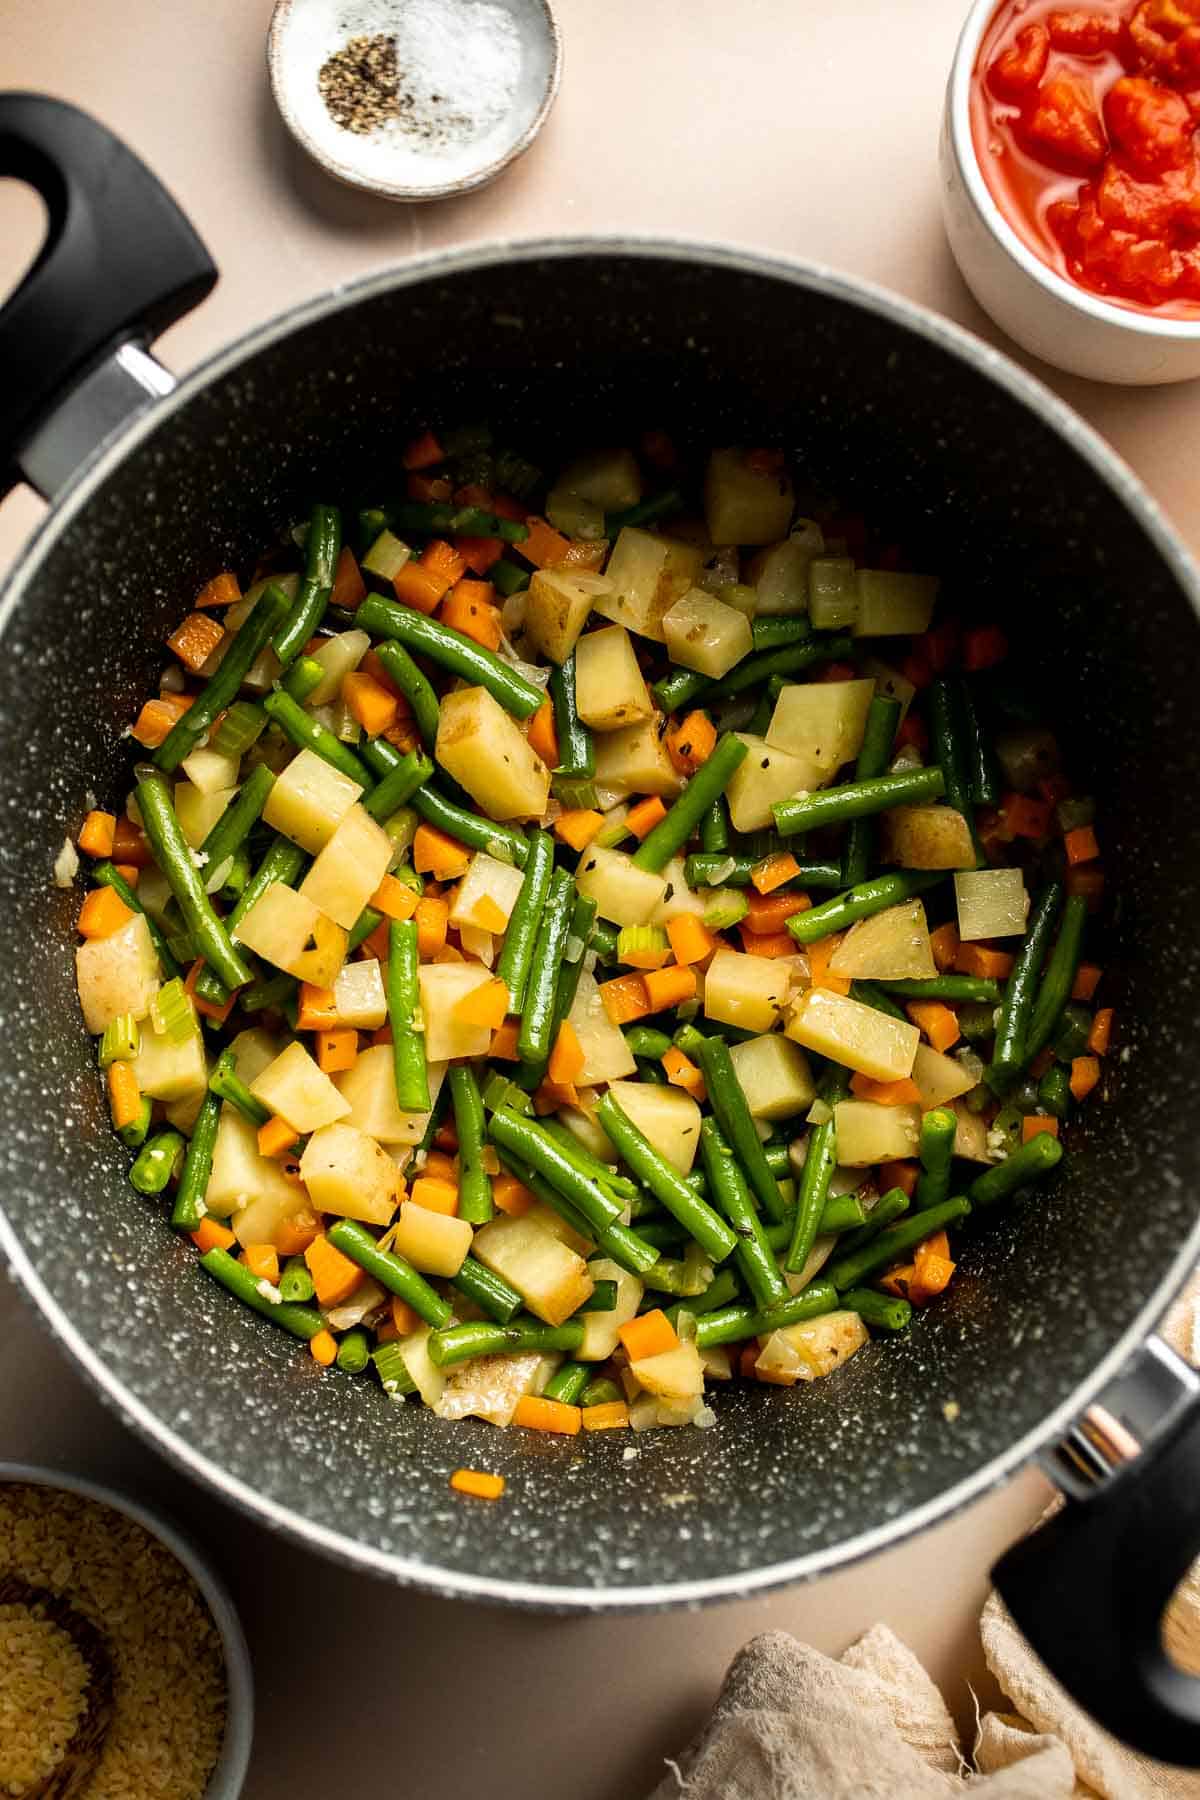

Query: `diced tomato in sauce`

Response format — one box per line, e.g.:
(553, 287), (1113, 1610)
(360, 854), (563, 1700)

(971, 0), (1200, 314)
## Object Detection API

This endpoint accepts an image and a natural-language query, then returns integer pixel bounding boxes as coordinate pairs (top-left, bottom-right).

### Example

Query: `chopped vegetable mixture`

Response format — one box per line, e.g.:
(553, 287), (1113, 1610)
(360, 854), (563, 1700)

(68, 428), (1110, 1445)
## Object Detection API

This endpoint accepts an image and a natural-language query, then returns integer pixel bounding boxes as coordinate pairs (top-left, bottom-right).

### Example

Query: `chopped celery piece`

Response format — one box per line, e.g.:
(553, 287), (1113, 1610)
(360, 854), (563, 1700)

(98, 1013), (140, 1068)
(480, 1071), (534, 1115)
(808, 557), (859, 630)
(616, 925), (670, 963)
(151, 977), (199, 1044)
(704, 892), (750, 930)
(594, 805), (631, 850)
(553, 775), (600, 810)
(372, 1340), (418, 1397)
(363, 529), (412, 582)
(211, 701), (267, 759)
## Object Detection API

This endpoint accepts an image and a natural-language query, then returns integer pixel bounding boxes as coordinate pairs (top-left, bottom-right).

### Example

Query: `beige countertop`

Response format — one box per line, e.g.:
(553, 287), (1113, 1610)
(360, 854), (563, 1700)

(1, 0), (1196, 1791)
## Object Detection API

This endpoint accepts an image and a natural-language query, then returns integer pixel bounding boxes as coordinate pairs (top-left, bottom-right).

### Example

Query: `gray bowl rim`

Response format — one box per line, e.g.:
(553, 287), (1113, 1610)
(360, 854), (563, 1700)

(3, 233), (1199, 1610)
(0, 1459), (254, 1794)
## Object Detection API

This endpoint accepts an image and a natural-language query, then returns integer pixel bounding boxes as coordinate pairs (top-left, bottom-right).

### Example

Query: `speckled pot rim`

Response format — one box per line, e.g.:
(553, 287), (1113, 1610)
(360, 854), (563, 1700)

(4, 235), (1200, 1609)
(0, 1460), (254, 1793)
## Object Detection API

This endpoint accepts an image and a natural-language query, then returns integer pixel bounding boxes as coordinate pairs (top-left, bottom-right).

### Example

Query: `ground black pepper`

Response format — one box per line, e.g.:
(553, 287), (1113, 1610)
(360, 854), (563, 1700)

(318, 34), (401, 135)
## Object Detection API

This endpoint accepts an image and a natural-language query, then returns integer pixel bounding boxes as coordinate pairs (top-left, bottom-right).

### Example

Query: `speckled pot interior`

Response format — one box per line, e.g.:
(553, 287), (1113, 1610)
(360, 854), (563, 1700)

(2, 242), (1198, 1607)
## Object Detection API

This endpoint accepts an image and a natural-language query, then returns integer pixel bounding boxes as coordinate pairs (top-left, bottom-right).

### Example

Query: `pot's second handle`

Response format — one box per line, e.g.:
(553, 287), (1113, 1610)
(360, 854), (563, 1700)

(992, 1338), (1200, 1766)
(0, 92), (216, 495)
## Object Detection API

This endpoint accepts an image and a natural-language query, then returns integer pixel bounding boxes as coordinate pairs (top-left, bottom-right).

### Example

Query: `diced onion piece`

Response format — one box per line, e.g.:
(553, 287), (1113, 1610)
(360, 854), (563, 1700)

(54, 837), (80, 887)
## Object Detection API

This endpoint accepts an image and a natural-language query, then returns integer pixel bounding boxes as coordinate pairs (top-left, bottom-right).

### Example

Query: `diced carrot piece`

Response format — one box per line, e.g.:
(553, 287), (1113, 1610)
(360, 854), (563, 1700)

(454, 977), (510, 1030)
(422, 538), (466, 587)
(383, 717), (421, 754)
(392, 561), (450, 614)
(1069, 1054), (1101, 1101)
(297, 984), (339, 1030)
(190, 1217), (236, 1253)
(110, 818), (152, 867)
(953, 943), (1014, 981)
(662, 1046), (705, 1100)
(410, 1176), (459, 1216)
(894, 711), (928, 755)
(1088, 1008), (1113, 1055)
(455, 534), (503, 575)
(665, 710), (718, 773)
(519, 516), (572, 569)
(738, 927), (796, 959)
(257, 1116), (297, 1159)
(492, 1172), (535, 1216)
(1002, 792), (1052, 840)
(737, 1345), (760, 1380)
(849, 1074), (923, 1106)
(327, 544), (366, 610)
(415, 896), (449, 958)
(1066, 865), (1105, 908)
(963, 625), (1008, 671)
(512, 1395), (582, 1435)
(906, 1000), (960, 1054)
(112, 864), (140, 886)
(342, 671), (399, 739)
(909, 1235), (956, 1306)
(817, 661), (858, 684)
(625, 796), (668, 841)
(407, 472), (452, 503)
(402, 429), (445, 470)
(315, 1028), (358, 1074)
(666, 914), (717, 966)
(879, 1261), (918, 1299)
(78, 886), (134, 939)
(1029, 1045), (1055, 1080)
(526, 698), (560, 767)
(807, 934), (851, 994)
(77, 810), (116, 858)
(421, 1150), (458, 1182)
(751, 852), (801, 895)
(304, 1235), (363, 1307)
(274, 1208), (321, 1256)
(620, 938), (671, 971)
(441, 579), (503, 650)
(1072, 962), (1102, 1002)
(167, 611), (225, 673)
(548, 1020), (586, 1086)
(555, 809), (604, 852)
(1064, 825), (1099, 866)
(619, 1309), (680, 1360)
(533, 1078), (579, 1114)
(184, 958), (236, 1025)
(413, 824), (471, 881)
(878, 1159), (919, 1197)
(106, 1061), (142, 1129)
(369, 874), (421, 922)
(914, 620), (961, 675)
(744, 891), (810, 935)
(582, 1402), (631, 1431)
(194, 571), (241, 609)
(309, 1329), (338, 1366)
(464, 896), (505, 935)
(450, 1468), (506, 1499)
(131, 693), (192, 748)
(242, 1243), (280, 1284)
(599, 972), (652, 1025)
(1022, 1114), (1060, 1142)
(388, 1297), (419, 1336)
(375, 1319), (400, 1344)
(490, 1019), (521, 1061)
(929, 922), (959, 971)
(643, 965), (697, 1011)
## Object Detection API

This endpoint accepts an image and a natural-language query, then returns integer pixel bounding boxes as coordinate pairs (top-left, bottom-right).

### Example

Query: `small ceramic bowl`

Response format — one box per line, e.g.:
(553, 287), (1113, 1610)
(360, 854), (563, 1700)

(269, 0), (562, 202)
(0, 1463), (253, 1797)
(940, 0), (1200, 385)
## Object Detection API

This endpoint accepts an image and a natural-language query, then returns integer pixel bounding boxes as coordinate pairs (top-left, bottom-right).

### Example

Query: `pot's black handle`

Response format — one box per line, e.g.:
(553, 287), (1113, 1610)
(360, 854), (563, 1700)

(0, 92), (216, 490)
(992, 1386), (1200, 1766)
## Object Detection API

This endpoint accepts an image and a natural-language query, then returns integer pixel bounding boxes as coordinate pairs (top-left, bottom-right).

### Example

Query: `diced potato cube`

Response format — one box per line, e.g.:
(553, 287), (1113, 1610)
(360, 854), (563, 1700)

(449, 852), (526, 933)
(911, 1044), (975, 1110)
(649, 857), (707, 924)
(76, 912), (160, 1033)
(607, 1079), (702, 1174)
(882, 805), (975, 870)
(785, 988), (919, 1081)
(577, 1257), (644, 1360)
(705, 946), (791, 1033)
(833, 1099), (922, 1165)
(472, 1214), (594, 1326)
(728, 1034), (816, 1120)
(231, 1183), (310, 1252)
(828, 900), (936, 981)
(233, 882), (347, 987)
(435, 1350), (551, 1426)
(574, 626), (653, 732)
(555, 448), (642, 511)
(631, 1340), (705, 1400)
(725, 735), (823, 833)
(300, 1121), (397, 1226)
(744, 523), (824, 615)
(389, 1200), (473, 1277)
(661, 588), (752, 678)
(263, 747), (362, 853)
(854, 570), (938, 637)
(860, 658), (916, 723)
(524, 1200), (593, 1259)
(766, 679), (875, 780)
(567, 971), (638, 1083)
(704, 448), (794, 546)
(163, 1091), (205, 1135)
(181, 746), (241, 796)
(174, 781), (235, 848)
(955, 868), (1029, 940)
(809, 557), (860, 631)
(131, 1021), (208, 1104)
(436, 686), (551, 822)
(250, 1040), (351, 1133)
(298, 803), (392, 929)
(335, 1042), (446, 1143)
(592, 719), (682, 799)
(524, 570), (612, 664)
(332, 959), (387, 1030)
(206, 1105), (299, 1221)
(758, 1311), (869, 1383)
(594, 528), (703, 641)
(575, 845), (667, 927)
(228, 1027), (283, 1085)
(418, 963), (496, 1062)
(307, 629), (370, 707)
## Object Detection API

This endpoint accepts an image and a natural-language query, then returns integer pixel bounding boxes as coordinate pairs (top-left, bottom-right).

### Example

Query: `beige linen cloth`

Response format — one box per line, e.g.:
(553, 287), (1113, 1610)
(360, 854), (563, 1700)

(649, 1276), (1200, 1800)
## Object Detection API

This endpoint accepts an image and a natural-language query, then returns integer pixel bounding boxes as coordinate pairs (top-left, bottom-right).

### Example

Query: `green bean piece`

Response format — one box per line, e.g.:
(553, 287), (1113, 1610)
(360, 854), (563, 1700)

(675, 1027), (788, 1223)
(489, 1108), (622, 1234)
(653, 634), (854, 714)
(580, 1378), (623, 1407)
(880, 975), (1004, 1003)
(387, 920), (430, 1113)
(700, 796), (730, 855)
(240, 971), (297, 1014)
(325, 1219), (451, 1327)
(850, 981), (908, 1020)
(208, 1060), (272, 1130)
(605, 487), (685, 533)
(549, 895), (597, 1043)
(693, 1280), (839, 1348)
(448, 1065), (492, 1225)
(450, 1256), (523, 1324)
(491, 559), (530, 598)
(914, 1107), (957, 1211)
(825, 1197), (971, 1291)
(117, 1096), (154, 1150)
(91, 862), (180, 981)
(578, 1281), (620, 1313)
(416, 1088), (448, 1155)
(699, 1119), (788, 1312)
(1024, 895), (1088, 1063)
(357, 593), (542, 719)
(200, 1248), (324, 1338)
(663, 1269), (742, 1326)
(961, 683), (1000, 807)
(763, 1142), (791, 1176)
(155, 581), (292, 771)
(274, 504), (341, 666)
(494, 1147), (660, 1276)
(623, 1025), (674, 1060)
(372, 639), (440, 750)
(129, 1128), (185, 1196)
(842, 696), (902, 888)
(331, 1328), (368, 1375)
(198, 764), (275, 888)
(537, 1122), (637, 1197)
(279, 1256), (315, 1304)
(588, 917), (620, 961)
(786, 871), (943, 944)
(544, 1361), (591, 1404)
(636, 1219), (686, 1251)
(595, 1092), (737, 1264)
(969, 1132), (1063, 1209)
(361, 746), (433, 822)
(987, 880), (1063, 1094)
(749, 616), (814, 651)
(549, 651), (595, 780)
(834, 1188), (911, 1256)
(170, 1082), (224, 1231)
(429, 1316), (584, 1368)
(683, 853), (843, 890)
(842, 1288), (914, 1332)
(346, 907), (383, 956)
(632, 734), (749, 872)
(136, 775), (252, 992)
(1037, 1065), (1072, 1119)
(409, 783), (529, 866)
(773, 765), (945, 837)
(928, 678), (971, 816)
(959, 1000), (999, 1042)
(816, 1192), (868, 1235)
(281, 655), (325, 704)
(786, 1065), (850, 1273)
(1053, 1002), (1093, 1061)
(262, 689), (371, 786)
(496, 830), (553, 1012)
(387, 499), (529, 543)
(517, 867), (576, 1063)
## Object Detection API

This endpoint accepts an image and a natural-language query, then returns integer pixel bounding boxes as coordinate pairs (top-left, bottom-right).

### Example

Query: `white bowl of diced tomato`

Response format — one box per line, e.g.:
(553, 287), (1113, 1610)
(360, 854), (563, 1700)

(941, 0), (1200, 384)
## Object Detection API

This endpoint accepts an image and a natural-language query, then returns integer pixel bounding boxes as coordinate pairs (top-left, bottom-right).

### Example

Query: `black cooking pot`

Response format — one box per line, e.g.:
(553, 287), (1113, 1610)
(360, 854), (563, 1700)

(4, 94), (1200, 1762)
